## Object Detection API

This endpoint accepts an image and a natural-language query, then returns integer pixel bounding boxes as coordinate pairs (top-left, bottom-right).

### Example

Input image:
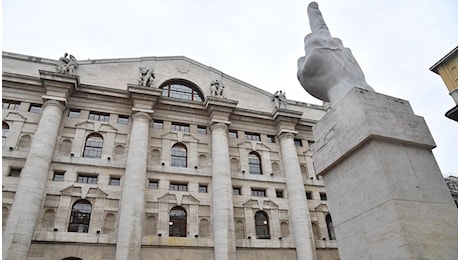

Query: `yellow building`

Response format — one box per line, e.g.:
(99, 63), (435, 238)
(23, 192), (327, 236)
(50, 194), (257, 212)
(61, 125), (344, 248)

(430, 46), (458, 121)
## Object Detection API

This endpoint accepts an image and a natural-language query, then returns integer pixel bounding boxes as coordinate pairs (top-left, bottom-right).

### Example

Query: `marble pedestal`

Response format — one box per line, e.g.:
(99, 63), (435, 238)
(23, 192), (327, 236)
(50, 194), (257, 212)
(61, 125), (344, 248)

(313, 88), (457, 260)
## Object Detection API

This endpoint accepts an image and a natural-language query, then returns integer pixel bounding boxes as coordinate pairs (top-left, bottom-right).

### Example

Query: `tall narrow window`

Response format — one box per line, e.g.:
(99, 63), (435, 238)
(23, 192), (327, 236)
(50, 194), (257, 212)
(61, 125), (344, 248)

(248, 152), (262, 174)
(255, 211), (270, 239)
(169, 206), (187, 237)
(2, 122), (9, 147)
(326, 214), (336, 240)
(171, 143), (187, 167)
(83, 133), (103, 158)
(68, 199), (92, 233)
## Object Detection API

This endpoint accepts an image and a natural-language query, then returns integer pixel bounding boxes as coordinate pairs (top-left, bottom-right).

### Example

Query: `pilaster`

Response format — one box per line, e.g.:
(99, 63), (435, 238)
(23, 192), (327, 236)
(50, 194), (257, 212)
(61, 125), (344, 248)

(313, 88), (457, 259)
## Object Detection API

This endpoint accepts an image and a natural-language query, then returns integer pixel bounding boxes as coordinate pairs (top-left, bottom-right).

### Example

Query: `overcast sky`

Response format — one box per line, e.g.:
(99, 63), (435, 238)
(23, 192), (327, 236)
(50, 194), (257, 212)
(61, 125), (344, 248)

(2, 0), (458, 176)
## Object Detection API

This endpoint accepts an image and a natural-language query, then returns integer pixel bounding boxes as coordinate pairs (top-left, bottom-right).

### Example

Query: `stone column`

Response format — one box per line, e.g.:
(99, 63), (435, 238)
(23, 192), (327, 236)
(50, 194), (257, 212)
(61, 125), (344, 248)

(115, 111), (151, 260)
(313, 88), (457, 259)
(278, 131), (317, 260)
(3, 99), (66, 260)
(210, 121), (236, 260)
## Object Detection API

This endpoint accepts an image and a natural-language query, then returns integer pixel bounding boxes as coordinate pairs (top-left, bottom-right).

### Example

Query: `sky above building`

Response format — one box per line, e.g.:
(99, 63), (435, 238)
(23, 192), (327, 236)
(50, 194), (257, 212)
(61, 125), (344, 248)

(2, 0), (458, 176)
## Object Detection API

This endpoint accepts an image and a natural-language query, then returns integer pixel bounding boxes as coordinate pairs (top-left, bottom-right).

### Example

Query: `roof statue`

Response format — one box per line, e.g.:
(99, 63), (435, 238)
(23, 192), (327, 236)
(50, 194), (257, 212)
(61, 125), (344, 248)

(297, 2), (374, 105)
(139, 67), (155, 87)
(273, 90), (287, 108)
(56, 53), (78, 75)
(210, 80), (225, 98)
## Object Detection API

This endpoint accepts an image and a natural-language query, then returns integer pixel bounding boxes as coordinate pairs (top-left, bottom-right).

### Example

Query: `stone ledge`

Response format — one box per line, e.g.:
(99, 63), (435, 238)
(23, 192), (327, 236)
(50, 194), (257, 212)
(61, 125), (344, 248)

(313, 88), (436, 175)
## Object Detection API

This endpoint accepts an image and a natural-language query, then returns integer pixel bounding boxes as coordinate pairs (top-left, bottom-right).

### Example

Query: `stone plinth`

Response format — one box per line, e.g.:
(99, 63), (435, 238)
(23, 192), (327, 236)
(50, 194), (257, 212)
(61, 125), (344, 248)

(313, 88), (457, 260)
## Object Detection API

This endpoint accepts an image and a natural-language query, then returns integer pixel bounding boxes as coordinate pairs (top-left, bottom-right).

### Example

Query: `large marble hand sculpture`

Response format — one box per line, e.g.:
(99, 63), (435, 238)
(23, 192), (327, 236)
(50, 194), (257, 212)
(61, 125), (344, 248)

(297, 2), (373, 104)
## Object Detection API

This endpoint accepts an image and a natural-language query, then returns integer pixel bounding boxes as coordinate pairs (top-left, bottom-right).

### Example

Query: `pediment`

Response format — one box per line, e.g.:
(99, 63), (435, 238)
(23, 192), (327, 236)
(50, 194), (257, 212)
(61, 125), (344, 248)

(75, 120), (117, 132)
(158, 193), (177, 203)
(3, 111), (27, 122)
(243, 199), (278, 210)
(182, 194), (200, 205)
(314, 202), (329, 212)
(161, 131), (199, 143)
(237, 141), (270, 152)
(60, 185), (108, 199)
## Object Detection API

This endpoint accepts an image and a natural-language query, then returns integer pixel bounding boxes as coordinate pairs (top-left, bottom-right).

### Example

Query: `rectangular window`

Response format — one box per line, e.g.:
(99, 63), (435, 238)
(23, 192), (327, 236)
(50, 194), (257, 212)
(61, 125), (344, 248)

(171, 122), (190, 132)
(53, 171), (65, 181)
(2, 100), (20, 110)
(88, 111), (110, 122)
(170, 182), (188, 191)
(68, 109), (81, 118)
(228, 130), (238, 138)
(117, 115), (129, 125)
(109, 177), (121, 186)
(267, 135), (276, 143)
(148, 179), (159, 189)
(153, 120), (164, 129)
(306, 191), (312, 200)
(197, 126), (207, 135)
(199, 184), (208, 193)
(233, 187), (241, 195)
(77, 174), (98, 184)
(294, 138), (303, 147)
(245, 132), (261, 141)
(320, 192), (327, 201)
(28, 103), (42, 113)
(276, 189), (284, 198)
(251, 188), (266, 197)
(9, 167), (22, 177)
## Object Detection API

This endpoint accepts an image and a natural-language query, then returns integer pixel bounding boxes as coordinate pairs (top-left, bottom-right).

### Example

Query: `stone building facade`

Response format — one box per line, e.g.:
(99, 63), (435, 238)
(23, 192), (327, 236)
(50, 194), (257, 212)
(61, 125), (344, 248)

(2, 51), (339, 260)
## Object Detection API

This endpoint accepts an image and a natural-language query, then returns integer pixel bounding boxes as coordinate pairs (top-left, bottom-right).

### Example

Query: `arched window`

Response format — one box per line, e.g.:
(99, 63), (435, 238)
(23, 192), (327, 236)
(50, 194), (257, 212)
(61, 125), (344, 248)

(326, 214), (336, 240)
(83, 133), (103, 158)
(248, 152), (262, 175)
(169, 206), (187, 237)
(2, 122), (9, 147)
(160, 79), (204, 102)
(171, 143), (187, 168)
(68, 199), (92, 233)
(255, 211), (270, 239)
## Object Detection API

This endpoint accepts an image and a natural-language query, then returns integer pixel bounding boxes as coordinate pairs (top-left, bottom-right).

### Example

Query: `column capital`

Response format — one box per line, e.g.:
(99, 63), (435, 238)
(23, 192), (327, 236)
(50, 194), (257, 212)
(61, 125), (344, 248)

(205, 97), (238, 123)
(42, 98), (67, 111)
(272, 108), (303, 134)
(277, 130), (298, 140)
(131, 111), (152, 122)
(128, 84), (162, 111)
(210, 121), (230, 131)
(39, 70), (80, 103)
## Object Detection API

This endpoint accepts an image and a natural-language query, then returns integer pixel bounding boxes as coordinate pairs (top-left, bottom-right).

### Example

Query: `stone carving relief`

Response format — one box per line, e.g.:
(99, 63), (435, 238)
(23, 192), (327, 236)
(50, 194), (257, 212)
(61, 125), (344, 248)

(210, 80), (225, 98)
(297, 2), (374, 104)
(272, 90), (287, 108)
(56, 53), (78, 74)
(139, 67), (155, 87)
